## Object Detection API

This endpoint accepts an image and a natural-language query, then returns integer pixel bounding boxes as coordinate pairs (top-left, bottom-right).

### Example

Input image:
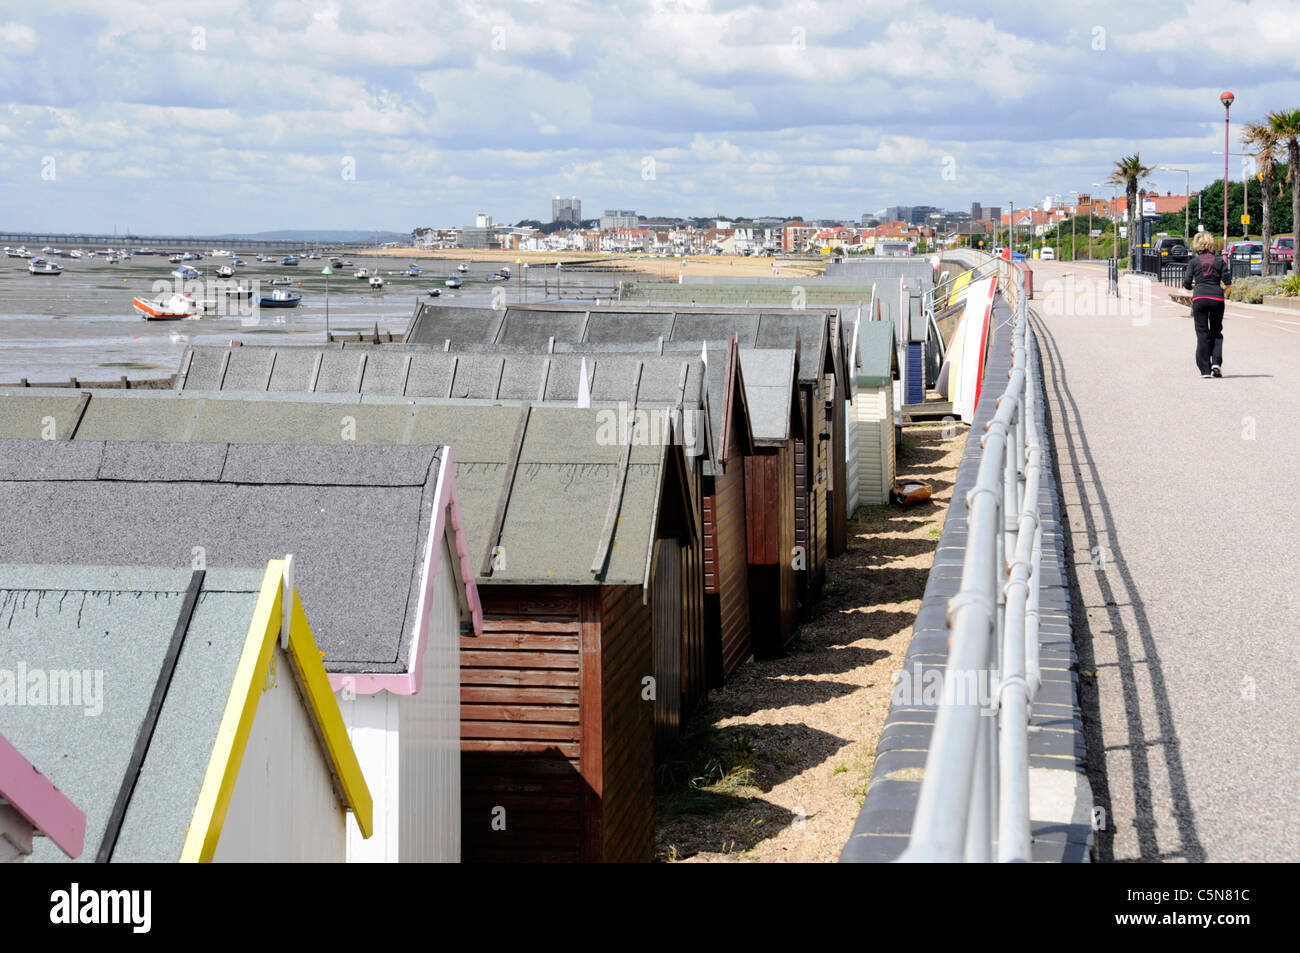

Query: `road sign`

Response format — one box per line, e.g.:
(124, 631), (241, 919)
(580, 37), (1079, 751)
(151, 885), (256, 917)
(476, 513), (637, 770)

(1241, 214), (1251, 225)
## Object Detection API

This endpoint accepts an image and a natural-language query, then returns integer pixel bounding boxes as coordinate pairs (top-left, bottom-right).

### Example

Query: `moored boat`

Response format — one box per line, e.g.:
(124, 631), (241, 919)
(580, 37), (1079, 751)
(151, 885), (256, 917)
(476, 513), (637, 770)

(369, 275), (385, 289)
(426, 288), (441, 297)
(28, 257), (63, 275)
(133, 292), (199, 320)
(457, 262), (469, 273)
(256, 289), (302, 308)
(444, 276), (462, 288)
(281, 255), (299, 266)
(171, 264), (201, 280)
(217, 265), (235, 278)
(408, 264), (420, 276)
(353, 268), (369, 279)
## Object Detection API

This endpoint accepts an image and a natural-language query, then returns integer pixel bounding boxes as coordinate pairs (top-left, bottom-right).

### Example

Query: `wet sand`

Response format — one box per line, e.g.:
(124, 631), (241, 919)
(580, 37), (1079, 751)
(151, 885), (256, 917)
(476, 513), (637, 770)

(0, 252), (624, 381)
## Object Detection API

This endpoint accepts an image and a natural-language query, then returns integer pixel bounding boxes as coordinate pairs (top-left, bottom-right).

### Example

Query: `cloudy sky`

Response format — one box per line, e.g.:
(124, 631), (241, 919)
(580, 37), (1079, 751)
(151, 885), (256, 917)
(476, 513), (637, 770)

(2, 0), (1298, 234)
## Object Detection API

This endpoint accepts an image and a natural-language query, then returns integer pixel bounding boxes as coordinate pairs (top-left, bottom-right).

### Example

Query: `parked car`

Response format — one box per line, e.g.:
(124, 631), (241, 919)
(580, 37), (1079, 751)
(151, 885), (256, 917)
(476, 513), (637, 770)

(1269, 235), (1293, 266)
(1152, 236), (1189, 262)
(1225, 240), (1264, 276)
(1039, 246), (1055, 260)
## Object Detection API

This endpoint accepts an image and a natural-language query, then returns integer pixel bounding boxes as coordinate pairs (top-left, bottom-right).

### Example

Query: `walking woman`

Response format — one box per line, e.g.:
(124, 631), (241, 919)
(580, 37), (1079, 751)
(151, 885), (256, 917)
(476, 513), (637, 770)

(1182, 230), (1232, 378)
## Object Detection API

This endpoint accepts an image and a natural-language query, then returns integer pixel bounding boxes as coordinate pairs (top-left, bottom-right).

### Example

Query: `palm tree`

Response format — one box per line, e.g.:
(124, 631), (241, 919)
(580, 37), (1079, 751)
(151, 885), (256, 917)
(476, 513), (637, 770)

(1269, 109), (1300, 274)
(1108, 154), (1156, 269)
(1241, 121), (1280, 265)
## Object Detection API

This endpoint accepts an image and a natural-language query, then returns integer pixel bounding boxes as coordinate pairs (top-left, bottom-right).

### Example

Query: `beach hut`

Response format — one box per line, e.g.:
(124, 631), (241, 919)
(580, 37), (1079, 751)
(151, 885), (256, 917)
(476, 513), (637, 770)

(400, 303), (846, 606)
(0, 560), (372, 862)
(0, 732), (86, 862)
(0, 392), (701, 863)
(850, 318), (900, 506)
(0, 421), (479, 864)
(173, 345), (719, 721)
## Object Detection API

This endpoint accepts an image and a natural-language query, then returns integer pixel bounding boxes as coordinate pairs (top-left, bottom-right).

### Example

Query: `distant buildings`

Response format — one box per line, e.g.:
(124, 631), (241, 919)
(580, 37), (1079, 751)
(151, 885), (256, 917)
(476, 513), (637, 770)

(552, 196), (582, 224)
(599, 209), (638, 230)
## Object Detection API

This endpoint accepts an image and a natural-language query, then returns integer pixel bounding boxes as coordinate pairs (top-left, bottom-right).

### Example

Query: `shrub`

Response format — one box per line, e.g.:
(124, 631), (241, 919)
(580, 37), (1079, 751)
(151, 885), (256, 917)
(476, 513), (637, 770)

(1279, 274), (1300, 297)
(1227, 276), (1285, 304)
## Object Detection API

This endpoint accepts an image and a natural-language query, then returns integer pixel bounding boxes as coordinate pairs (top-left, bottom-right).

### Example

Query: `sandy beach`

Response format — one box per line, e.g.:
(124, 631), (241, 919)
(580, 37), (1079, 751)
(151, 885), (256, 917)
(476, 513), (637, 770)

(382, 247), (825, 278)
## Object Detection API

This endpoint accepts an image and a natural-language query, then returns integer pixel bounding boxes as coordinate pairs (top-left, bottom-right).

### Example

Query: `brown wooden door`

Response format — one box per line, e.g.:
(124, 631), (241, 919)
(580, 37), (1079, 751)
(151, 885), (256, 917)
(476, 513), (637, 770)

(651, 538), (682, 758)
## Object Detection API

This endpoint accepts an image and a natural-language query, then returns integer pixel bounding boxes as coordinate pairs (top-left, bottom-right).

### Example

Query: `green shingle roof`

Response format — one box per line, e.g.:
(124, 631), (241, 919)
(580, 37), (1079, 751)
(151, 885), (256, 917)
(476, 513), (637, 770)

(0, 565), (264, 863)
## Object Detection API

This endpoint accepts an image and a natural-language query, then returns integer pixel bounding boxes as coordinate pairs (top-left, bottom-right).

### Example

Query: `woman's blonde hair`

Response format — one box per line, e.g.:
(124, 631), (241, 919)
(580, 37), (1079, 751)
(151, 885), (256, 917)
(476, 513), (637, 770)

(1192, 230), (1215, 253)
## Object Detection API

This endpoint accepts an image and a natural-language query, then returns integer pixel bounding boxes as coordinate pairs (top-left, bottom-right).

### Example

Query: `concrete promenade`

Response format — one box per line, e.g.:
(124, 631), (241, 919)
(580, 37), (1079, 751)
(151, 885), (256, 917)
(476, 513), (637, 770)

(1032, 258), (1300, 861)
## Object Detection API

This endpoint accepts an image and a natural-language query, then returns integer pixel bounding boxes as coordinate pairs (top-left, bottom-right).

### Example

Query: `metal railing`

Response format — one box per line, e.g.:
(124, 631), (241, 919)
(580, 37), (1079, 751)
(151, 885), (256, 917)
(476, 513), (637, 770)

(898, 265), (1044, 863)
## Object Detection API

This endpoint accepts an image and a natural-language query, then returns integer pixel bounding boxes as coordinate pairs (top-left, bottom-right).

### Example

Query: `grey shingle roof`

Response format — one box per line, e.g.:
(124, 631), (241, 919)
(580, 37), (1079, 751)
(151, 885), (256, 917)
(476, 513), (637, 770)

(176, 345), (709, 409)
(403, 304), (836, 384)
(0, 393), (685, 594)
(0, 439), (443, 673)
(0, 564), (267, 862)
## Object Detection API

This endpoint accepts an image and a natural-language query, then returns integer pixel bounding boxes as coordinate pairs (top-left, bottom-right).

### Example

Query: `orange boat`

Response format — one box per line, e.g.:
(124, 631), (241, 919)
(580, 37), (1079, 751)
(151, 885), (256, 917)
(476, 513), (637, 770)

(133, 292), (199, 320)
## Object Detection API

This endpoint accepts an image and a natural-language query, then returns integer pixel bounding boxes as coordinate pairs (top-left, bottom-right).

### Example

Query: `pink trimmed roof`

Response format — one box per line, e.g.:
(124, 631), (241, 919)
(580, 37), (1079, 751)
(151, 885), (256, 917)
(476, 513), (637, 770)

(328, 446), (483, 697)
(0, 731), (85, 858)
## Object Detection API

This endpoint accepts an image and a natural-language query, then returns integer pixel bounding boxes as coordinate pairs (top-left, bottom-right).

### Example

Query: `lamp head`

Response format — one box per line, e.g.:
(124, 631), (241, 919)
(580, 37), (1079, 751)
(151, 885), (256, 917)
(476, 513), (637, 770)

(1220, 90), (1235, 109)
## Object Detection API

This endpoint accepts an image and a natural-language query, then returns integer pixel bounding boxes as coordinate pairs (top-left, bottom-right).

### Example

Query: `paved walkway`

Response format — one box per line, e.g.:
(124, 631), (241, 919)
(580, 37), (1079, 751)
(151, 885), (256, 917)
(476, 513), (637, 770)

(1031, 259), (1299, 861)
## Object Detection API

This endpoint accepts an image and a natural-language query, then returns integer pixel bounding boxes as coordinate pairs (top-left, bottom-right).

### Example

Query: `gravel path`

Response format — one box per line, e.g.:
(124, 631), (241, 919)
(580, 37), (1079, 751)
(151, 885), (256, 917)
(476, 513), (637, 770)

(655, 423), (966, 862)
(1033, 259), (1300, 862)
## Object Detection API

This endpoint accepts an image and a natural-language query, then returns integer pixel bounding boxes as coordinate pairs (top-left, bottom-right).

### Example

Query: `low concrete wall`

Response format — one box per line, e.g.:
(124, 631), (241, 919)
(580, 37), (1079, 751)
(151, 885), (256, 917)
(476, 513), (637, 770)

(839, 294), (1094, 863)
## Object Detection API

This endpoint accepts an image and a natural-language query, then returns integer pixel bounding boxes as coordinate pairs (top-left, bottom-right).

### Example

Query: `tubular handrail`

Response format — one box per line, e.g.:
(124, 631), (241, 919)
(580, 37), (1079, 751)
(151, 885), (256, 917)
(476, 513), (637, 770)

(897, 264), (1042, 863)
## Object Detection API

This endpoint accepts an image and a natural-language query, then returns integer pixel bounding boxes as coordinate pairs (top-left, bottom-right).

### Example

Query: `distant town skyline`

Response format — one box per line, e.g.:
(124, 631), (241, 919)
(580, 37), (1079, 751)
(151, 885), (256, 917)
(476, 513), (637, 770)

(2, 1), (1297, 234)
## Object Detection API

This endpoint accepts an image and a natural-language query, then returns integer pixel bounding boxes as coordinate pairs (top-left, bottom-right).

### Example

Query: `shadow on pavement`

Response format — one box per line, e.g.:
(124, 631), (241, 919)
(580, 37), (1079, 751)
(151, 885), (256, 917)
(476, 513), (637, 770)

(1034, 312), (1206, 864)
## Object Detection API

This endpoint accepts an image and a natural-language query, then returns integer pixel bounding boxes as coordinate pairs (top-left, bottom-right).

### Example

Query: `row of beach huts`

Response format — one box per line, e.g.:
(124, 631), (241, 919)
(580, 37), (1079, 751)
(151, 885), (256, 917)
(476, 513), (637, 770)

(1, 264), (978, 863)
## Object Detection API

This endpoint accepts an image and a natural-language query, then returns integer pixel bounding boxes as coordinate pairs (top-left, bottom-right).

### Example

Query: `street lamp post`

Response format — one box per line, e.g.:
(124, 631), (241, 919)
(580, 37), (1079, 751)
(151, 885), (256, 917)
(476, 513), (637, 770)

(1221, 91), (1235, 249)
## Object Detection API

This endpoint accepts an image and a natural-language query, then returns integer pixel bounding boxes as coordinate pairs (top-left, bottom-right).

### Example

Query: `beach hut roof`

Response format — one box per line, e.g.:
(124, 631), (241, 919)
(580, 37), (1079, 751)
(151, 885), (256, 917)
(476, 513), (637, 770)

(0, 561), (371, 862)
(0, 393), (694, 592)
(854, 318), (899, 387)
(0, 431), (481, 691)
(403, 304), (836, 384)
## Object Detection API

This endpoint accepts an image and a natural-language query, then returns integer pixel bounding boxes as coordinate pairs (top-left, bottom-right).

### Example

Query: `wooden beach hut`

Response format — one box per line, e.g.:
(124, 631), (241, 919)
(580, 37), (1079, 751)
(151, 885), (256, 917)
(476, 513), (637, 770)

(0, 392), (702, 863)
(400, 303), (846, 606)
(173, 344), (718, 722)
(0, 559), (372, 862)
(849, 318), (900, 506)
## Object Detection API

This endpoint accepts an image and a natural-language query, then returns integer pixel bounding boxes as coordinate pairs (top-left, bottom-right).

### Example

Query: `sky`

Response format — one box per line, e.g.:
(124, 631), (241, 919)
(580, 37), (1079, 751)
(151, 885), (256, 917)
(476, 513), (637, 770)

(2, 0), (1299, 235)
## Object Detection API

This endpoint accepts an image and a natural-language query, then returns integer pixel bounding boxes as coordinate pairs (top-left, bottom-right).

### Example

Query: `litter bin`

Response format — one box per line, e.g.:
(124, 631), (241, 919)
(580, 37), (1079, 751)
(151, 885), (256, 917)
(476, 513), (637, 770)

(1023, 264), (1033, 300)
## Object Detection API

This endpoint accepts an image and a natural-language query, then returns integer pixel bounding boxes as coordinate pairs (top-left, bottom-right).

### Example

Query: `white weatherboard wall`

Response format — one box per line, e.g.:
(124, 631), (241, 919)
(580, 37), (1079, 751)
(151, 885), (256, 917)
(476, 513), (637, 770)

(213, 644), (346, 862)
(342, 534), (462, 863)
(845, 387), (861, 519)
(855, 385), (896, 506)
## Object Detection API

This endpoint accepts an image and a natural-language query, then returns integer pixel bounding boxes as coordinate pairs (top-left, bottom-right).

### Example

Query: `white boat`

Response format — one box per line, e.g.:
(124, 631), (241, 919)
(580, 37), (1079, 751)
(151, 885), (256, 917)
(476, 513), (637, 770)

(353, 268), (370, 279)
(171, 265), (201, 280)
(69, 250), (83, 259)
(28, 257), (63, 275)
(169, 254), (184, 264)
(133, 292), (199, 320)
(269, 276), (292, 285)
(211, 249), (232, 257)
(497, 266), (511, 278)
(217, 265), (234, 278)
(444, 276), (462, 289)
(457, 262), (469, 273)
(369, 275), (384, 289)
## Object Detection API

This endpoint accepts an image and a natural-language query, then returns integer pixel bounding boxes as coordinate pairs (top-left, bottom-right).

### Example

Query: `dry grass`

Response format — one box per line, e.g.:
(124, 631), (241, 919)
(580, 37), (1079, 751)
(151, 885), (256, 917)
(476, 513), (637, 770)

(654, 422), (968, 862)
